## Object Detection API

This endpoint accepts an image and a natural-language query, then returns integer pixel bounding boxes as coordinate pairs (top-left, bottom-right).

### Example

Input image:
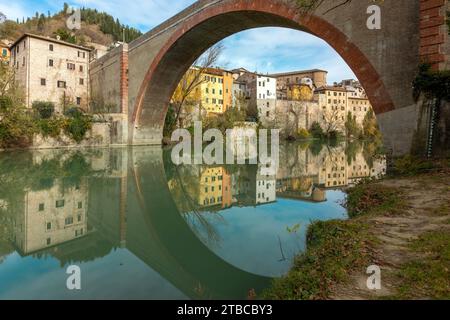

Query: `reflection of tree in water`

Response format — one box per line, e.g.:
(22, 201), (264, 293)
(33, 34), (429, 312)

(32, 234), (115, 268)
(0, 150), (96, 198)
(166, 163), (225, 247)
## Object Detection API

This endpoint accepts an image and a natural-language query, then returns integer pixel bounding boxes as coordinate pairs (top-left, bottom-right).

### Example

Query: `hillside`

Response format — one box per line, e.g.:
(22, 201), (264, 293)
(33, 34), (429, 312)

(0, 3), (142, 48)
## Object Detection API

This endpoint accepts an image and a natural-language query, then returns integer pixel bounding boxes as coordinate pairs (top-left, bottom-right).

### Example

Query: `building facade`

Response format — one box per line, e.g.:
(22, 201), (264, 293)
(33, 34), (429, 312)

(10, 33), (91, 113)
(0, 40), (11, 63)
(271, 69), (328, 95)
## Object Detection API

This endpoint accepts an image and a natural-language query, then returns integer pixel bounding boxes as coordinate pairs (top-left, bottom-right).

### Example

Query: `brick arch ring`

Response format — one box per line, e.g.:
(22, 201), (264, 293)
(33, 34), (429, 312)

(131, 0), (394, 133)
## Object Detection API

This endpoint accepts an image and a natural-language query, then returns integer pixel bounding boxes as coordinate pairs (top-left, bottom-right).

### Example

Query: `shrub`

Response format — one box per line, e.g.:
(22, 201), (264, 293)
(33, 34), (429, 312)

(0, 106), (36, 148)
(64, 113), (93, 143)
(297, 128), (310, 139)
(310, 122), (324, 139)
(0, 96), (13, 111)
(37, 118), (65, 138)
(32, 101), (55, 119)
(64, 106), (84, 118)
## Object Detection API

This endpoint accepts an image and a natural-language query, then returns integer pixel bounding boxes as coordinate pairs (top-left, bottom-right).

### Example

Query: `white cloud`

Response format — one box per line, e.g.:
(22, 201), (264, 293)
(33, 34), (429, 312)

(219, 27), (356, 84)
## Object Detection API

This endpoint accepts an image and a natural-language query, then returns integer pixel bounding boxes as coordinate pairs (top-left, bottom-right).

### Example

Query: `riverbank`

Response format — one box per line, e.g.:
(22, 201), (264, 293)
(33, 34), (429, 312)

(263, 156), (450, 300)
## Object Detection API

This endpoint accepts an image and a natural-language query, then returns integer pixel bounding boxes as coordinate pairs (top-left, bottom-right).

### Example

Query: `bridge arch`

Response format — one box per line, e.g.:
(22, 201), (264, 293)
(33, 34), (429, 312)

(131, 0), (395, 143)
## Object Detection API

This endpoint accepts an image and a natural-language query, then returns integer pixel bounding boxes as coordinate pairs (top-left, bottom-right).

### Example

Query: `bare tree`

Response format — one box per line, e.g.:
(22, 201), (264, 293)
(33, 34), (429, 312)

(0, 63), (24, 107)
(321, 108), (345, 136)
(170, 43), (224, 130)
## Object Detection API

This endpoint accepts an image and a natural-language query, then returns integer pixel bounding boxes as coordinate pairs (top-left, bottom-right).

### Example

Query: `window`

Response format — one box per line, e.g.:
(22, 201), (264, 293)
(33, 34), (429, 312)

(79, 65), (84, 72)
(76, 97), (81, 105)
(79, 78), (84, 85)
(67, 63), (75, 70)
(47, 238), (51, 245)
(78, 201), (83, 209)
(49, 44), (54, 51)
(65, 217), (74, 225)
(56, 200), (65, 208)
(2, 49), (7, 57)
(40, 78), (46, 86)
(57, 81), (66, 88)
(78, 214), (82, 222)
(39, 203), (45, 211)
(22, 57), (25, 66)
(46, 222), (52, 230)
(48, 59), (54, 67)
(78, 51), (86, 58)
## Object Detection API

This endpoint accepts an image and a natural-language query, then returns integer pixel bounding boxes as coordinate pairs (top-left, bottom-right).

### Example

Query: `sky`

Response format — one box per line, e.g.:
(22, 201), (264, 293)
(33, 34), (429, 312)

(0, 0), (356, 83)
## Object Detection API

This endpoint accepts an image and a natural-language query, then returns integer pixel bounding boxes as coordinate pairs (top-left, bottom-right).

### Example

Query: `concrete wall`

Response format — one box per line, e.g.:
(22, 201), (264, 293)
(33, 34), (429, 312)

(32, 122), (112, 149)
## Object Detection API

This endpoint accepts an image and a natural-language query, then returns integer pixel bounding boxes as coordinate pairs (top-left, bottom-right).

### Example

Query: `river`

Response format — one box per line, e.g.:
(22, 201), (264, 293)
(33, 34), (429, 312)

(0, 141), (385, 299)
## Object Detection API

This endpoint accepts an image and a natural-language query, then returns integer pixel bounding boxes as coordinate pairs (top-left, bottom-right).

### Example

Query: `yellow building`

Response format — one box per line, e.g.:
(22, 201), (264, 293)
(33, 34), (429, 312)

(222, 70), (234, 112)
(287, 84), (314, 101)
(173, 67), (234, 117)
(201, 68), (226, 114)
(198, 166), (232, 209)
(0, 40), (11, 63)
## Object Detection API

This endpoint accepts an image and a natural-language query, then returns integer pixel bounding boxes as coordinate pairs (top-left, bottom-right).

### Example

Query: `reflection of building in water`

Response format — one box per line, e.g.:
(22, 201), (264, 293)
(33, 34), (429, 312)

(318, 151), (349, 188)
(278, 143), (387, 192)
(199, 167), (233, 209)
(256, 168), (276, 205)
(12, 179), (89, 255)
(0, 149), (130, 258)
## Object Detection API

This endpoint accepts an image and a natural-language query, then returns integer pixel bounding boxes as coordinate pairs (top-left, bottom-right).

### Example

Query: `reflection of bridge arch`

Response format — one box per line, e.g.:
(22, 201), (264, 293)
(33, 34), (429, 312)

(126, 148), (271, 300)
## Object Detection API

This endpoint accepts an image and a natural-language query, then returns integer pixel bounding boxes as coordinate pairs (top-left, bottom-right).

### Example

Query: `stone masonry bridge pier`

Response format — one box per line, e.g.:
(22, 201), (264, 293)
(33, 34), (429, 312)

(90, 0), (450, 156)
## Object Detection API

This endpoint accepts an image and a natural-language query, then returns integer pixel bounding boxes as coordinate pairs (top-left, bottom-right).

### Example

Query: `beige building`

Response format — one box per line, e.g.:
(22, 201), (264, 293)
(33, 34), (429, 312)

(271, 69), (328, 96)
(10, 33), (91, 113)
(12, 179), (88, 255)
(315, 86), (349, 133)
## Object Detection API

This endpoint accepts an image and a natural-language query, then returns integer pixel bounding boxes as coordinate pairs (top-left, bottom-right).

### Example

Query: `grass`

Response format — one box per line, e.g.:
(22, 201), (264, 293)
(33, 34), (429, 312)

(262, 220), (374, 300)
(429, 202), (450, 217)
(388, 231), (450, 300)
(345, 182), (405, 218)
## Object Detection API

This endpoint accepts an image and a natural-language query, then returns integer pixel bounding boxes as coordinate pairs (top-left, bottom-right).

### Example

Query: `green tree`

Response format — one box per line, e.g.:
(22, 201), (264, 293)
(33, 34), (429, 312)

(363, 110), (382, 141)
(345, 111), (361, 139)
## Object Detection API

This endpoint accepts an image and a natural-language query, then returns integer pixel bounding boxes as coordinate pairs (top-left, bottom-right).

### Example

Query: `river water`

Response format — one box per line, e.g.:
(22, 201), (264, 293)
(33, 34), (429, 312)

(0, 141), (385, 299)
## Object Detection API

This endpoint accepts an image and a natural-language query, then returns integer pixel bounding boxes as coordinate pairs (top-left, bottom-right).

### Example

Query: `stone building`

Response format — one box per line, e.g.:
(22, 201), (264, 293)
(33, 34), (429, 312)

(10, 33), (91, 113)
(271, 69), (328, 94)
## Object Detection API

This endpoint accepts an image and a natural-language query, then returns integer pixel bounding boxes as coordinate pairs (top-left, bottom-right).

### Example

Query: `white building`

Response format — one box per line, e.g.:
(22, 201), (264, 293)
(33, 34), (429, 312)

(235, 71), (277, 123)
(256, 167), (277, 205)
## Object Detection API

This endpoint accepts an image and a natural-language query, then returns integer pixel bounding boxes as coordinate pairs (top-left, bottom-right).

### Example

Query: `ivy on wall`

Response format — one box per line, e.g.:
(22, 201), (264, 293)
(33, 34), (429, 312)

(413, 64), (450, 101)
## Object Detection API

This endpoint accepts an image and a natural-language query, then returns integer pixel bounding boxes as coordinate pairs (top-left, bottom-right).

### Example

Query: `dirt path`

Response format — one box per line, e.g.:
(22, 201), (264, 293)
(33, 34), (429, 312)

(330, 172), (450, 300)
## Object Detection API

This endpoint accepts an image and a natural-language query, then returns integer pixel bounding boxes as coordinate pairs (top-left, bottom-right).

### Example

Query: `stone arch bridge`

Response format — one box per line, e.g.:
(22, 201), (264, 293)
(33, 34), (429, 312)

(90, 0), (449, 156)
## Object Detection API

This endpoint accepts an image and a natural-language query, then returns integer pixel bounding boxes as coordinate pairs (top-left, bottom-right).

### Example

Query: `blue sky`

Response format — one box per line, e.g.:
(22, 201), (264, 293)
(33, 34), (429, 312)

(0, 0), (356, 83)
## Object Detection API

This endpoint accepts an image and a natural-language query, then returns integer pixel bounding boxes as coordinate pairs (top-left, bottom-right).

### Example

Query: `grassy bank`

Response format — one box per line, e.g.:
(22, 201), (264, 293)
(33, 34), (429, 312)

(263, 156), (450, 300)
